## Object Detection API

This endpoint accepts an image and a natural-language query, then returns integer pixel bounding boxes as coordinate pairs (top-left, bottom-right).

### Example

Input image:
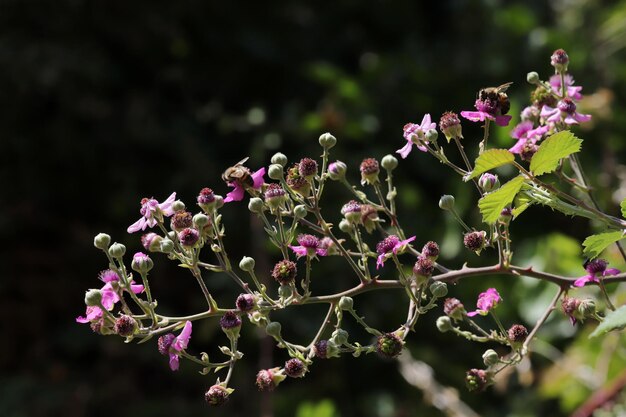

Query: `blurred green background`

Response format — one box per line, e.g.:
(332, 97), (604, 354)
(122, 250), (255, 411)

(3, 0), (626, 416)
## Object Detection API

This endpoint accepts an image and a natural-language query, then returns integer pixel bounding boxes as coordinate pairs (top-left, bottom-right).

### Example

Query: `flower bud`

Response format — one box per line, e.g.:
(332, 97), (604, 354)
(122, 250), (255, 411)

(550, 48), (569, 73)
(131, 252), (154, 273)
(239, 256), (256, 272)
(338, 296), (354, 311)
(271, 152), (288, 167)
(360, 158), (380, 185)
(482, 349), (500, 367)
(314, 339), (340, 359)
(264, 183), (287, 210)
(331, 328), (349, 345)
(429, 281), (448, 298)
(172, 200), (186, 212)
(160, 238), (174, 253)
(293, 204), (307, 219)
(268, 163), (284, 180)
(413, 256), (434, 284)
(193, 213), (210, 228)
(236, 293), (256, 312)
(205, 385), (231, 406)
(108, 242), (126, 258)
(328, 161), (347, 181)
(197, 187), (216, 209)
(425, 129), (438, 143)
(478, 173), (500, 193)
(464, 231), (487, 254)
(114, 315), (137, 337)
(422, 241), (439, 260)
(376, 332), (404, 358)
(443, 297), (467, 321)
(179, 228), (200, 247)
(507, 324), (528, 345)
(436, 316), (453, 333)
(341, 200), (362, 224)
(381, 154), (398, 171)
(318, 132), (337, 149)
(248, 197), (264, 213)
(256, 368), (286, 391)
(298, 157), (318, 179)
(266, 321), (282, 338)
(438, 195), (455, 211)
(466, 369), (491, 393)
(278, 284), (293, 299)
(93, 233), (111, 250)
(439, 111), (463, 142)
(284, 358), (307, 378)
(213, 195), (224, 210)
(526, 71), (540, 84)
(141, 233), (163, 252)
(220, 311), (242, 340)
(338, 219), (352, 233)
(84, 289), (103, 307)
(578, 299), (596, 319)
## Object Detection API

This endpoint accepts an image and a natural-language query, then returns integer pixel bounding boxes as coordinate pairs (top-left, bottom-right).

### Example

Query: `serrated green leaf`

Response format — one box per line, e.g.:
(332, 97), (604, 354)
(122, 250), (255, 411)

(582, 230), (625, 259)
(478, 176), (526, 224)
(529, 131), (582, 176)
(512, 192), (534, 219)
(621, 198), (626, 218)
(589, 305), (626, 338)
(464, 149), (515, 181)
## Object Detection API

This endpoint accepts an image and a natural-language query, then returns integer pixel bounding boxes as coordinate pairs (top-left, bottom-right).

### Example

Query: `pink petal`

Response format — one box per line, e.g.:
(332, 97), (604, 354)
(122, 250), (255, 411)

(173, 321), (192, 351)
(573, 275), (596, 287)
(289, 245), (308, 258)
(563, 115), (579, 125)
(420, 114), (432, 129)
(495, 115), (512, 127)
(460, 111), (487, 122)
(76, 305), (103, 323)
(568, 86), (582, 100)
(393, 236), (416, 254)
(540, 106), (556, 118)
(376, 254), (386, 269)
(224, 184), (245, 203)
(127, 217), (147, 233)
(510, 121), (533, 139)
(574, 113), (592, 123)
(396, 141), (414, 159)
(169, 353), (180, 371)
(466, 311), (479, 317)
(159, 192), (177, 216)
(251, 168), (266, 189)
(130, 283), (145, 294)
(509, 140), (526, 154)
(604, 268), (620, 276)
(315, 248), (328, 257)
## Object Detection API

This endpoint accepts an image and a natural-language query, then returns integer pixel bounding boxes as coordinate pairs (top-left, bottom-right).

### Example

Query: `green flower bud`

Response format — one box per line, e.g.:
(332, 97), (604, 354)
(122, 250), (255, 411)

(436, 316), (453, 333)
(482, 349), (500, 367)
(526, 71), (540, 84)
(429, 282), (448, 298)
(438, 195), (455, 211)
(160, 238), (174, 253)
(293, 205), (307, 219)
(331, 328), (349, 345)
(265, 321), (282, 338)
(172, 200), (186, 212)
(85, 289), (103, 307)
(328, 161), (347, 181)
(478, 173), (500, 193)
(278, 284), (293, 299)
(108, 242), (126, 258)
(248, 197), (264, 213)
(239, 256), (256, 272)
(381, 154), (398, 171)
(338, 219), (352, 233)
(193, 213), (210, 228)
(338, 296), (354, 311)
(214, 195), (225, 210)
(131, 252), (153, 273)
(93, 233), (111, 250)
(268, 164), (284, 180)
(425, 129), (438, 143)
(271, 152), (288, 167)
(318, 132), (337, 149)
(578, 299), (597, 319)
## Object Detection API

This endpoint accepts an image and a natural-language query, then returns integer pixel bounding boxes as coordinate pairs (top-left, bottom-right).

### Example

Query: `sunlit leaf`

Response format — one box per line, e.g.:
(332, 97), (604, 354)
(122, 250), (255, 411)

(464, 149), (515, 181)
(530, 131), (582, 176)
(590, 305), (626, 338)
(582, 230), (625, 259)
(478, 176), (525, 224)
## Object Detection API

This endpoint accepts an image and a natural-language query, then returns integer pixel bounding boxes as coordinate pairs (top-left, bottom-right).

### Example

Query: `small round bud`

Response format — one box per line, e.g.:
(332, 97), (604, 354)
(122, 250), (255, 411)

(93, 233), (111, 250)
(376, 332), (404, 358)
(298, 157), (318, 179)
(381, 154), (398, 171)
(278, 284), (293, 299)
(425, 128), (438, 142)
(197, 187), (216, 207)
(438, 195), (455, 211)
(193, 213), (209, 228)
(271, 152), (288, 167)
(318, 132), (337, 149)
(478, 173), (500, 193)
(413, 256), (435, 283)
(248, 197), (264, 213)
(436, 316), (453, 333)
(422, 241), (440, 260)
(341, 200), (362, 224)
(578, 299), (597, 319)
(179, 228), (200, 247)
(141, 233), (163, 252)
(338, 296), (354, 311)
(284, 358), (306, 378)
(205, 385), (230, 407)
(293, 204), (307, 219)
(507, 324), (528, 345)
(482, 349), (500, 367)
(272, 260), (297, 284)
(314, 339), (339, 359)
(157, 333), (176, 355)
(172, 200), (186, 212)
(239, 256), (256, 272)
(464, 231), (487, 254)
(108, 242), (126, 258)
(360, 158), (380, 185)
(160, 238), (174, 253)
(429, 281), (448, 298)
(526, 71), (540, 84)
(466, 369), (491, 393)
(266, 321), (282, 338)
(331, 329), (349, 345)
(328, 160), (347, 181)
(550, 48), (569, 72)
(338, 219), (352, 233)
(114, 315), (137, 337)
(131, 252), (154, 273)
(84, 289), (103, 307)
(443, 297), (467, 321)
(236, 293), (256, 312)
(268, 163), (284, 180)
(220, 311), (242, 340)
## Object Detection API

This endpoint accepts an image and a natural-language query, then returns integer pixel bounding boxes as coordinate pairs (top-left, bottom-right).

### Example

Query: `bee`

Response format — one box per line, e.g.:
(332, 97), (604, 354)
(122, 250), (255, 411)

(222, 157), (252, 184)
(478, 82), (513, 115)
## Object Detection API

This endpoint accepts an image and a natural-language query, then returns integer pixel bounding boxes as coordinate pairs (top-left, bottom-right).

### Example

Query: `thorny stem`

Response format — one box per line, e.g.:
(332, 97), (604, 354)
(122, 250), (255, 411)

(352, 224), (371, 280)
(191, 267), (218, 311)
(522, 286), (564, 355)
(479, 119), (491, 154)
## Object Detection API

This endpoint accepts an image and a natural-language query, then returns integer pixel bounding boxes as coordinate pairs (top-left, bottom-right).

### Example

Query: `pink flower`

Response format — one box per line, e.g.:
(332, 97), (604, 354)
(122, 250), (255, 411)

(573, 259), (620, 287)
(168, 321), (192, 371)
(224, 168), (266, 203)
(127, 192), (177, 233)
(549, 74), (583, 100)
(461, 98), (512, 127)
(508, 121), (549, 155)
(396, 114), (437, 159)
(375, 235), (416, 269)
(289, 234), (327, 258)
(467, 288), (502, 317)
(76, 270), (144, 323)
(541, 98), (591, 125)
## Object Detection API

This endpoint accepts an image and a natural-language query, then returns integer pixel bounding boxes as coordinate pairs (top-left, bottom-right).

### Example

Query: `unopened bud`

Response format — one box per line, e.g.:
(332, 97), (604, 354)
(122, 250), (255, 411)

(478, 173), (500, 192)
(318, 132), (337, 149)
(85, 289), (103, 307)
(160, 238), (174, 253)
(526, 71), (540, 84)
(436, 316), (453, 333)
(338, 219), (352, 233)
(193, 213), (209, 228)
(328, 161), (347, 181)
(381, 154), (398, 171)
(94, 233), (111, 250)
(131, 252), (153, 273)
(425, 129), (438, 143)
(294, 205), (307, 219)
(265, 321), (282, 338)
(271, 152), (288, 167)
(108, 242), (126, 258)
(338, 296), (354, 311)
(578, 299), (596, 319)
(331, 328), (349, 345)
(248, 197), (264, 213)
(278, 284), (293, 299)
(239, 256), (256, 272)
(429, 281), (448, 298)
(482, 349), (500, 367)
(172, 200), (186, 212)
(439, 195), (455, 211)
(268, 164), (284, 180)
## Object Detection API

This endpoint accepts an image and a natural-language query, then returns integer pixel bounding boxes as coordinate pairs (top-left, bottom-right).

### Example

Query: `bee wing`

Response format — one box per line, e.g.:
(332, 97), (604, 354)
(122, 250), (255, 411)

(496, 82), (513, 93)
(235, 157), (250, 166)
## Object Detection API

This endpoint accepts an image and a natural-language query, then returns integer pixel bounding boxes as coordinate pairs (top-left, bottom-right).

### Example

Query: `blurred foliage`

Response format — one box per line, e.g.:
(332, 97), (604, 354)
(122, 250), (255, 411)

(3, 0), (626, 416)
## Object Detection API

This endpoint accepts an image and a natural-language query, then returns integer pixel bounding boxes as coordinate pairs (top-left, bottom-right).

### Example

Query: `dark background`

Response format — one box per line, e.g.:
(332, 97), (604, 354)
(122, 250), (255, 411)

(3, 0), (626, 416)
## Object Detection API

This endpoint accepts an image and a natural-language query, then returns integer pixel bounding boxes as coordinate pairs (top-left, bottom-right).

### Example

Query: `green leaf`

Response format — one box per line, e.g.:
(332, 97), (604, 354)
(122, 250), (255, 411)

(621, 198), (626, 218)
(589, 305), (626, 338)
(512, 192), (534, 219)
(529, 131), (582, 176)
(464, 149), (515, 181)
(582, 230), (625, 259)
(478, 176), (526, 224)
